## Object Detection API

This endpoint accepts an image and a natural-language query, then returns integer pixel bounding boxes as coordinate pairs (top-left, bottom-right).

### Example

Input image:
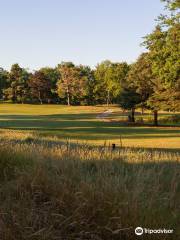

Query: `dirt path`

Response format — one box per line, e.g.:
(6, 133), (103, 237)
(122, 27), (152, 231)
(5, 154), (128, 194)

(96, 109), (113, 120)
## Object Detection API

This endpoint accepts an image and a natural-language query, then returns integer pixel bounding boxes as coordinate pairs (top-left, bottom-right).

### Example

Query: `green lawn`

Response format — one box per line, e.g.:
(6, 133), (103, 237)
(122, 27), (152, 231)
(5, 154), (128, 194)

(0, 103), (180, 150)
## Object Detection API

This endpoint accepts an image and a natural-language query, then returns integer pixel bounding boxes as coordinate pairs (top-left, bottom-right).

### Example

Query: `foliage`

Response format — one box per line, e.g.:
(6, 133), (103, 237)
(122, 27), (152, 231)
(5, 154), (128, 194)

(0, 68), (8, 99)
(3, 64), (31, 103)
(118, 88), (141, 122)
(39, 67), (60, 103)
(0, 0), (179, 117)
(29, 70), (52, 104)
(143, 0), (180, 112)
(127, 53), (154, 111)
(94, 61), (129, 105)
(57, 63), (86, 105)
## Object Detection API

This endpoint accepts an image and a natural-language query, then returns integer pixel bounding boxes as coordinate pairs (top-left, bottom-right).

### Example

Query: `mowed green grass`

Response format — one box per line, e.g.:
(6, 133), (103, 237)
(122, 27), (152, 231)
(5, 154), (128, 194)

(0, 103), (180, 150)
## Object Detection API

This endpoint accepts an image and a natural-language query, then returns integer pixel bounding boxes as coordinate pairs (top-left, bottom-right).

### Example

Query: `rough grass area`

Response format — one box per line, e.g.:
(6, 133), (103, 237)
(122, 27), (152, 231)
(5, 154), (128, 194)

(0, 104), (180, 149)
(0, 141), (179, 240)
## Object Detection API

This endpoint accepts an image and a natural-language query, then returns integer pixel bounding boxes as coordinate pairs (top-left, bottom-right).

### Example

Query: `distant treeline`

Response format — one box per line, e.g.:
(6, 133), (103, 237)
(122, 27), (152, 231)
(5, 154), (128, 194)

(0, 0), (179, 125)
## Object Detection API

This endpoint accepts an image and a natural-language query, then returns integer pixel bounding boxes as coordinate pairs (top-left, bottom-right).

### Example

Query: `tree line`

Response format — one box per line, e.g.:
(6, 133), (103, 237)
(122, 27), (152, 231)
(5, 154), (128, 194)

(0, 0), (179, 125)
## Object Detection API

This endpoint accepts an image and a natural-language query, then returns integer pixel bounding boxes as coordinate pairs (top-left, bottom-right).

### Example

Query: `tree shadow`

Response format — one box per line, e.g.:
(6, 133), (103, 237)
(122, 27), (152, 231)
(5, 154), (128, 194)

(0, 113), (179, 151)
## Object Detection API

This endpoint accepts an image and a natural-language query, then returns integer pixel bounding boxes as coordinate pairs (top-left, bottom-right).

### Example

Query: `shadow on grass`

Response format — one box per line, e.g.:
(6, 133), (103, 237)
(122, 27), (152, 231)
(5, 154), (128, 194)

(2, 137), (180, 154)
(1, 125), (180, 139)
(0, 114), (180, 150)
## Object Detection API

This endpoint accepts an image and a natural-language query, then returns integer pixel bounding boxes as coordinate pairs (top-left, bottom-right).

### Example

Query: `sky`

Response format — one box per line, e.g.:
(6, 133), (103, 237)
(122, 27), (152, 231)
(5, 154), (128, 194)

(0, 0), (164, 70)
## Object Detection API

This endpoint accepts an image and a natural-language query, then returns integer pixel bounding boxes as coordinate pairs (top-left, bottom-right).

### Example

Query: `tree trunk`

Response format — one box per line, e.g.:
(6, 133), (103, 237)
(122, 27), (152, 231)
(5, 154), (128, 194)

(131, 108), (135, 123)
(106, 90), (110, 107)
(67, 90), (70, 106)
(141, 106), (144, 115)
(14, 89), (17, 102)
(153, 110), (158, 126)
(38, 91), (43, 104)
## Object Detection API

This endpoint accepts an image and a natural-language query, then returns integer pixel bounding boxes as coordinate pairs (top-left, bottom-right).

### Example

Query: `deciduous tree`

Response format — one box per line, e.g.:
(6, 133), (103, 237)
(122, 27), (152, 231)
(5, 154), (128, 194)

(0, 68), (8, 99)
(57, 63), (86, 105)
(119, 88), (141, 123)
(143, 0), (180, 124)
(95, 61), (129, 105)
(29, 71), (51, 104)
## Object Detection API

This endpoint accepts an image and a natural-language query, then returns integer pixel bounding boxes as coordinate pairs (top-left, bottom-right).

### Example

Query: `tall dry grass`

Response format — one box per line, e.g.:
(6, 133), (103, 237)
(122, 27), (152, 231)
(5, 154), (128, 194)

(0, 138), (179, 240)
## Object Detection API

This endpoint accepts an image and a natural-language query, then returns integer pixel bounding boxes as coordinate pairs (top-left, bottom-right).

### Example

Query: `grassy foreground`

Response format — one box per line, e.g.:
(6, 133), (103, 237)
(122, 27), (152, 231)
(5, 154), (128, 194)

(0, 140), (180, 240)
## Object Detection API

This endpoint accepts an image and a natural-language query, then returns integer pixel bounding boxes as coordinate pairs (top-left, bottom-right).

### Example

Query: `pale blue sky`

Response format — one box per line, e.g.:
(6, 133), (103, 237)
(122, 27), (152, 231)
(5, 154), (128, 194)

(0, 0), (164, 70)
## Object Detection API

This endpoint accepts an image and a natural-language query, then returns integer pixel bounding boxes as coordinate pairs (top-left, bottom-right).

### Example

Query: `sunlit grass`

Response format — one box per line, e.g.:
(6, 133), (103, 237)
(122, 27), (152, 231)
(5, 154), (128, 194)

(0, 103), (179, 148)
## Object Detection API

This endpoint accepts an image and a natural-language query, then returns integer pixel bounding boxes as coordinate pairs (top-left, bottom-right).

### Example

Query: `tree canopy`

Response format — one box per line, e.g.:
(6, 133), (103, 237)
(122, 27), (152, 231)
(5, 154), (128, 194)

(0, 0), (179, 125)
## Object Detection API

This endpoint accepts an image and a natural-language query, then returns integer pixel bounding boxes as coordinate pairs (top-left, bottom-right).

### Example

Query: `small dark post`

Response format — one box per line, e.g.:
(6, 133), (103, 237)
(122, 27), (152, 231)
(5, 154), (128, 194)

(153, 110), (158, 126)
(112, 143), (116, 150)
